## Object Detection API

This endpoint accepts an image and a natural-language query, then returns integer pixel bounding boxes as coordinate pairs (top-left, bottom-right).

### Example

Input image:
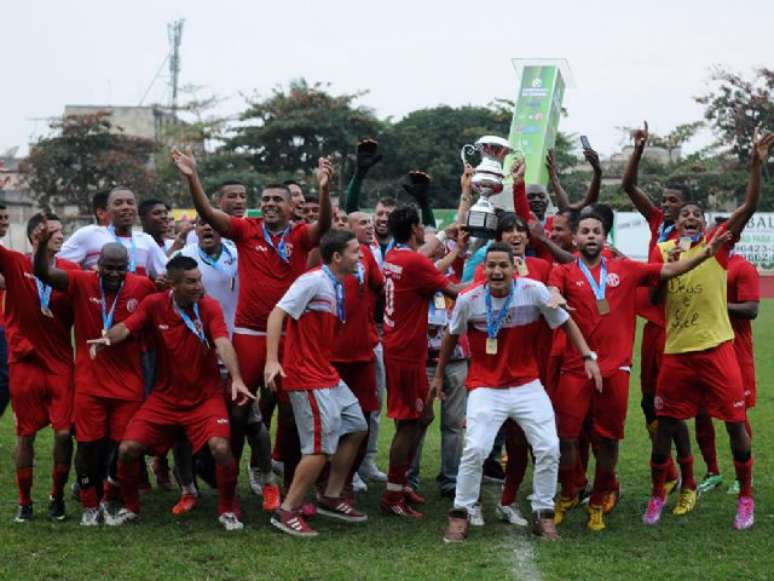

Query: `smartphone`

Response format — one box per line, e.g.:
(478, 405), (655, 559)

(580, 135), (592, 150)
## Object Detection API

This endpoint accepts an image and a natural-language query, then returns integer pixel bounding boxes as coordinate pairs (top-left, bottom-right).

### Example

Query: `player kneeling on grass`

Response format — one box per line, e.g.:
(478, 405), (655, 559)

(264, 229), (369, 538)
(89, 255), (254, 531)
(438, 242), (602, 543)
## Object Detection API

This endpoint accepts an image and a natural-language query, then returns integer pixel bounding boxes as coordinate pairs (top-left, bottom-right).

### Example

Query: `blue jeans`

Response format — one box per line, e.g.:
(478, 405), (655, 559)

(0, 327), (8, 417)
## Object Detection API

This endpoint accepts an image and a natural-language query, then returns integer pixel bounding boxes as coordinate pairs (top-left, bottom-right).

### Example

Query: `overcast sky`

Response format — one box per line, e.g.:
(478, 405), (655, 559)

(2, 0), (771, 159)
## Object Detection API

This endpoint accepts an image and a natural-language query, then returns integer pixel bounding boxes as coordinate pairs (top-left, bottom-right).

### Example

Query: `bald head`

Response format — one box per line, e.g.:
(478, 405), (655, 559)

(348, 211), (375, 245)
(526, 184), (549, 220)
(98, 242), (129, 291)
(101, 242), (129, 262)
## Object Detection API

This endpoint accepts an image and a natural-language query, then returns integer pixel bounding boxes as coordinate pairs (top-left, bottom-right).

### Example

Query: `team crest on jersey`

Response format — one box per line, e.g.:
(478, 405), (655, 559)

(654, 396), (663, 411)
(126, 298), (138, 312)
(415, 398), (424, 413)
(606, 273), (620, 287)
(158, 324), (169, 331)
(89, 297), (101, 305)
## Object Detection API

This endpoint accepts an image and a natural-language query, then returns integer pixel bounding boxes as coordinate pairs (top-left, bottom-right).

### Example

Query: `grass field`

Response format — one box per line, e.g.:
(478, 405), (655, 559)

(1, 304), (773, 580)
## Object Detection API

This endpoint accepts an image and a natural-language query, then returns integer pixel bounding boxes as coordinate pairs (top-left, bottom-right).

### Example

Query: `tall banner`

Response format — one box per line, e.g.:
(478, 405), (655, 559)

(504, 59), (571, 187)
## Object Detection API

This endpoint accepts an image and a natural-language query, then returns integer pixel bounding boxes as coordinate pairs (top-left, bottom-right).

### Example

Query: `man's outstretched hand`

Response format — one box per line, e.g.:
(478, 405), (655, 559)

(632, 121), (648, 151)
(403, 171), (432, 206)
(356, 139), (382, 173)
(171, 146), (197, 178)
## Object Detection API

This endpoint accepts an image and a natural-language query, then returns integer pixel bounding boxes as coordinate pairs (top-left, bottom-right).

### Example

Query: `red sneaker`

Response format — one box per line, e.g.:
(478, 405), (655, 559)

(380, 494), (424, 519)
(270, 508), (319, 538)
(171, 493), (198, 516)
(317, 496), (368, 523)
(262, 483), (281, 512)
(301, 502), (317, 519)
(403, 486), (425, 505)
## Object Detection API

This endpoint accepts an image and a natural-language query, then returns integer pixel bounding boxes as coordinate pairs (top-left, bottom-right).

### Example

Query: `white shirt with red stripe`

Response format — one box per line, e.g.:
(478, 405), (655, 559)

(448, 279), (569, 390)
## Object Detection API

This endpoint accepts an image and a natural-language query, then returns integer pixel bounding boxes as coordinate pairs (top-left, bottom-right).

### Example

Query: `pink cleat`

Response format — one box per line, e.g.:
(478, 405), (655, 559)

(643, 496), (665, 526)
(733, 496), (754, 530)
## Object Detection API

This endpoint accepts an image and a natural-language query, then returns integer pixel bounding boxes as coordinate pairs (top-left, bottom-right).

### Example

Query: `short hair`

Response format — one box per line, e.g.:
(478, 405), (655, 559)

(262, 183), (291, 195)
(485, 241), (515, 261)
(214, 180), (247, 200)
(138, 198), (167, 219)
(677, 201), (705, 215)
(555, 208), (580, 231)
(27, 212), (60, 242)
(388, 205), (420, 243)
(664, 182), (691, 201)
(91, 191), (108, 215)
(582, 203), (614, 235)
(304, 196), (320, 205)
(320, 229), (356, 263)
(283, 179), (301, 189)
(166, 254), (199, 281)
(526, 184), (548, 196)
(495, 212), (529, 242)
(107, 185), (135, 204)
(376, 197), (397, 209)
(574, 211), (606, 233)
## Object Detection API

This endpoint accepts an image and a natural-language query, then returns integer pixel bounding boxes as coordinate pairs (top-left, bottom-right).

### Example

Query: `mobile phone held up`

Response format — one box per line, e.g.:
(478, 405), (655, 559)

(580, 135), (592, 150)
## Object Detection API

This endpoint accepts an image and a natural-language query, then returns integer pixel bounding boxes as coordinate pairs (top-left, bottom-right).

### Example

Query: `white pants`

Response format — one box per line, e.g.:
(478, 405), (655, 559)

(453, 380), (559, 514)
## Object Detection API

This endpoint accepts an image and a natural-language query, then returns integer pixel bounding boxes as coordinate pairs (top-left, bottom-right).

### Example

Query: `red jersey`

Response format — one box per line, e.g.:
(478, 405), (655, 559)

(383, 247), (449, 365)
(66, 271), (156, 401)
(473, 256), (551, 284)
(549, 257), (662, 376)
(0, 247), (77, 373)
(449, 279), (569, 389)
(227, 217), (314, 333)
(332, 245), (384, 364)
(727, 254), (759, 390)
(123, 293), (228, 406)
(277, 268), (342, 390)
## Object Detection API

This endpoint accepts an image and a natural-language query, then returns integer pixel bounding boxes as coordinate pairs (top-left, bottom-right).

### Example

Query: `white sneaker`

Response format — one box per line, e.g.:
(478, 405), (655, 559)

(469, 503), (485, 527)
(80, 507), (101, 527)
(359, 460), (387, 483)
(352, 473), (368, 492)
(248, 467), (265, 496)
(219, 512), (244, 531)
(271, 459), (285, 477)
(105, 508), (138, 527)
(495, 503), (528, 526)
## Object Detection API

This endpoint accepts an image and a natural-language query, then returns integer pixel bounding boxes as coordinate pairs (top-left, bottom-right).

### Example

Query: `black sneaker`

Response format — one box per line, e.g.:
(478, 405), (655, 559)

(14, 504), (33, 523)
(48, 496), (66, 521)
(482, 458), (506, 483)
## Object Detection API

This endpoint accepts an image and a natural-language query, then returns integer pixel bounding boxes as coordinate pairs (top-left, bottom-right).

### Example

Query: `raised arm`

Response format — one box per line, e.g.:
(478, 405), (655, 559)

(621, 121), (657, 220)
(345, 139), (382, 213)
(725, 129), (774, 237)
(214, 337), (255, 406)
(403, 171), (436, 228)
(307, 156), (334, 245)
(457, 163), (474, 225)
(546, 149), (570, 210)
(577, 148), (602, 209)
(171, 147), (231, 236)
(32, 219), (69, 291)
(511, 159), (531, 220)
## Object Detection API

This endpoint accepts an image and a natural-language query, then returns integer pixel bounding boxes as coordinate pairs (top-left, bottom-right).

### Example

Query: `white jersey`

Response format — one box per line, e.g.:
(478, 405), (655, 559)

(176, 241), (239, 337)
(59, 224), (167, 277)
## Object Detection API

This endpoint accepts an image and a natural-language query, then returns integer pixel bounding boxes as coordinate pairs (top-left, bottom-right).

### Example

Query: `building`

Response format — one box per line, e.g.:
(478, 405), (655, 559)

(63, 105), (180, 143)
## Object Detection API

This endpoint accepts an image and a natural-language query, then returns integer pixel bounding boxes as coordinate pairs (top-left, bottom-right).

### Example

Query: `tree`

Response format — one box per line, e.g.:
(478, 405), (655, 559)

(22, 113), (158, 214)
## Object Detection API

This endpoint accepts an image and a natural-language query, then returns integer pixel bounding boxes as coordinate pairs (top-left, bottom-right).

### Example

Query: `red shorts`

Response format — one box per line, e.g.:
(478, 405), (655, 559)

(555, 370), (630, 441)
(233, 332), (288, 404)
(333, 360), (379, 413)
(640, 321), (665, 397)
(656, 341), (746, 423)
(74, 392), (142, 443)
(384, 358), (429, 421)
(123, 392), (231, 455)
(9, 360), (73, 437)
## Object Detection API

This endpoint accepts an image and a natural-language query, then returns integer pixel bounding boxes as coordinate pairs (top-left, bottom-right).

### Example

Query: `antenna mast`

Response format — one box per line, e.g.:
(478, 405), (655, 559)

(167, 19), (184, 115)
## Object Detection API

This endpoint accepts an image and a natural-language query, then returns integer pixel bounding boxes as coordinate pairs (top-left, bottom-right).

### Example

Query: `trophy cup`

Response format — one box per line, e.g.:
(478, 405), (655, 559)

(460, 135), (513, 239)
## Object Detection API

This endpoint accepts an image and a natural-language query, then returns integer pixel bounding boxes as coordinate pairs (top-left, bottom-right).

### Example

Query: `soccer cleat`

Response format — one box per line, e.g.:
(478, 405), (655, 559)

(601, 485), (622, 514)
(553, 495), (579, 525)
(733, 496), (754, 530)
(352, 473), (368, 493)
(532, 510), (560, 541)
(586, 504), (606, 531)
(443, 509), (470, 543)
(672, 489), (697, 516)
(248, 467), (265, 496)
(80, 507), (101, 527)
(726, 480), (741, 495)
(358, 460), (387, 483)
(403, 486), (425, 505)
(482, 458), (506, 484)
(262, 483), (281, 512)
(643, 496), (666, 526)
(697, 473), (723, 495)
(469, 503), (485, 527)
(218, 512), (244, 531)
(171, 493), (199, 516)
(13, 504), (33, 523)
(380, 497), (424, 519)
(105, 508), (139, 527)
(317, 496), (368, 523)
(496, 503), (528, 527)
(48, 496), (66, 521)
(271, 508), (319, 538)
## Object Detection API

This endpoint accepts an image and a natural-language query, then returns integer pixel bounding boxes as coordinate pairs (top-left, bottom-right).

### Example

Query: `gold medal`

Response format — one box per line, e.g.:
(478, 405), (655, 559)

(485, 337), (498, 355)
(433, 294), (446, 310)
(679, 237), (692, 252)
(516, 258), (528, 277)
(41, 307), (54, 318)
(596, 298), (610, 315)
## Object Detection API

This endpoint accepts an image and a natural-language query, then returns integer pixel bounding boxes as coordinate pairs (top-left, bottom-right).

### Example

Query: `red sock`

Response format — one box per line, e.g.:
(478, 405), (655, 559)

(16, 467), (33, 506)
(650, 459), (670, 498)
(590, 465), (616, 506)
(117, 460), (141, 513)
(51, 463), (70, 501)
(103, 478), (121, 502)
(695, 415), (719, 475)
(216, 461), (238, 515)
(733, 458), (753, 498)
(80, 485), (99, 509)
(744, 418), (752, 439)
(677, 456), (696, 491)
(387, 461), (410, 487)
(666, 456), (679, 482)
(558, 464), (578, 500)
(501, 440), (528, 506)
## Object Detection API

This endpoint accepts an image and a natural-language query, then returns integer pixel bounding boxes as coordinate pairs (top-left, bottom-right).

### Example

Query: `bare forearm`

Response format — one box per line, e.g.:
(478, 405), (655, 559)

(621, 148), (654, 219)
(578, 169), (602, 209)
(265, 307), (286, 363)
(728, 301), (758, 320)
(187, 172), (231, 236)
(105, 323), (131, 346)
(33, 243), (68, 291)
(433, 332), (459, 380)
(215, 338), (244, 383)
(659, 248), (711, 279)
(549, 170), (570, 211)
(727, 158), (762, 235)
(563, 317), (592, 357)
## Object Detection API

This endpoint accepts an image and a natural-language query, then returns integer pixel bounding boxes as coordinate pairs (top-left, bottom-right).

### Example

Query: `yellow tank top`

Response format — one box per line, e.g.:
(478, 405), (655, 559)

(658, 239), (734, 354)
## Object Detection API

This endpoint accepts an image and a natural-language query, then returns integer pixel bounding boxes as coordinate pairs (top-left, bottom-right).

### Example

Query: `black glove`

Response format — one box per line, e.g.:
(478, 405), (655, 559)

(356, 139), (383, 173)
(402, 171), (431, 206)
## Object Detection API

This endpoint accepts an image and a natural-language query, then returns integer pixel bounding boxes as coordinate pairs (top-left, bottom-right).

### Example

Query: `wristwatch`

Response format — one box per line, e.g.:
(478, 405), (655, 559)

(582, 351), (598, 361)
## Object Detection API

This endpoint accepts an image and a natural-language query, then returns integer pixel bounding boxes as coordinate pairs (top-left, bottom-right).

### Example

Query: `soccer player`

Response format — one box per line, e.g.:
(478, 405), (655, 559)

(379, 206), (464, 518)
(265, 229), (369, 537)
(90, 255), (254, 531)
(284, 180), (307, 223)
(644, 129), (772, 530)
(549, 212), (731, 531)
(441, 242), (600, 542)
(34, 237), (155, 526)
(139, 199), (171, 250)
(170, 146), (332, 509)
(0, 202), (9, 417)
(303, 196), (321, 225)
(0, 213), (78, 522)
(695, 246), (759, 494)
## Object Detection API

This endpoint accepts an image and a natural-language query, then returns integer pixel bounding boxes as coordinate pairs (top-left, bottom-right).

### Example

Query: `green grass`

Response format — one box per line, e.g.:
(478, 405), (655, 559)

(1, 303), (773, 580)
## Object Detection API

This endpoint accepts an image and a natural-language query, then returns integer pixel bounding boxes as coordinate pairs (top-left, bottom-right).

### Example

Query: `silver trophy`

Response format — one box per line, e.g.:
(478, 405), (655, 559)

(460, 135), (513, 239)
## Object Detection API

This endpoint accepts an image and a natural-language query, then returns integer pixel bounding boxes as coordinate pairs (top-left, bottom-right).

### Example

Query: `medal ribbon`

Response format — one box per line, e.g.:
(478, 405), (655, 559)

(657, 221), (676, 243)
(100, 282), (123, 332)
(322, 266), (346, 322)
(173, 297), (208, 346)
(198, 243), (234, 274)
(35, 277), (53, 312)
(485, 282), (515, 339)
(263, 224), (291, 263)
(577, 257), (607, 301)
(107, 225), (137, 272)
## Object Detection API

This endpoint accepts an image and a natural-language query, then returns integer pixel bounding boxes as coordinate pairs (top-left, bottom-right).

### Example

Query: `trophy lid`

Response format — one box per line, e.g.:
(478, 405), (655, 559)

(475, 135), (512, 151)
